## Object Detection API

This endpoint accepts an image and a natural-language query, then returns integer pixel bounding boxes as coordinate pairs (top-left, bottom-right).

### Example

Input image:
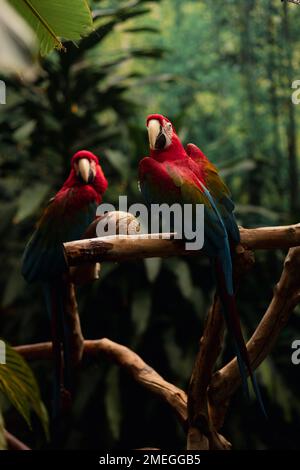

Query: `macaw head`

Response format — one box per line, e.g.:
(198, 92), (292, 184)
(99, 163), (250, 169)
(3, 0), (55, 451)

(146, 114), (175, 151)
(71, 150), (99, 184)
(68, 150), (108, 195)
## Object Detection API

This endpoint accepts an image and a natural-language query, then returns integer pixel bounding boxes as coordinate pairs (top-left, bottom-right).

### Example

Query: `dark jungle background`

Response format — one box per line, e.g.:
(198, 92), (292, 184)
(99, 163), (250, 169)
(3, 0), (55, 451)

(1, 0), (300, 450)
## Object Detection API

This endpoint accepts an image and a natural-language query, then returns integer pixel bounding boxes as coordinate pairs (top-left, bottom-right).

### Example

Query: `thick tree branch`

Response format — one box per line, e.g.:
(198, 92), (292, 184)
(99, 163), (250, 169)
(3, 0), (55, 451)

(4, 430), (31, 451)
(63, 224), (300, 266)
(15, 219), (300, 449)
(13, 243), (300, 448)
(69, 211), (140, 284)
(64, 233), (185, 266)
(187, 247), (255, 450)
(187, 296), (228, 450)
(61, 211), (141, 365)
(62, 280), (84, 364)
(240, 224), (300, 249)
(15, 339), (187, 427)
(209, 246), (300, 428)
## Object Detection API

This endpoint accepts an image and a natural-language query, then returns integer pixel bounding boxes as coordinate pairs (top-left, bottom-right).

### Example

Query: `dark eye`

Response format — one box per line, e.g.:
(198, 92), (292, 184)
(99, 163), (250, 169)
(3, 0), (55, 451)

(159, 125), (162, 133)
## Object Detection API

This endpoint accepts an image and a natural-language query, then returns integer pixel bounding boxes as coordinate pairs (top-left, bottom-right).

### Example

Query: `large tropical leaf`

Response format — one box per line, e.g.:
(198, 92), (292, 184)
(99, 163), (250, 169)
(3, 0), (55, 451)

(0, 342), (49, 438)
(0, 411), (6, 450)
(8, 0), (93, 56)
(0, 0), (37, 78)
(105, 367), (122, 441)
(14, 182), (51, 224)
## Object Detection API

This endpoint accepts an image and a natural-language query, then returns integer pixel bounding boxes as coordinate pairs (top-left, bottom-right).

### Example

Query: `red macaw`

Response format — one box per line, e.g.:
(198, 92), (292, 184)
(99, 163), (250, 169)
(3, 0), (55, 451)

(22, 150), (108, 416)
(138, 114), (265, 413)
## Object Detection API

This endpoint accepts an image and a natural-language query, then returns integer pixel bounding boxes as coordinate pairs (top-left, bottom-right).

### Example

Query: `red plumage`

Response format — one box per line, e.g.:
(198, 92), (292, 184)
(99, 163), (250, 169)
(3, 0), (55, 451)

(22, 150), (108, 421)
(57, 150), (108, 208)
(139, 114), (266, 415)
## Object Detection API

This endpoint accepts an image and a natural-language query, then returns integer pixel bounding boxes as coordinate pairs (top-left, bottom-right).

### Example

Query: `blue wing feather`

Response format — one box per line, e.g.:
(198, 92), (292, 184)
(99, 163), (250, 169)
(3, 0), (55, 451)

(22, 197), (97, 283)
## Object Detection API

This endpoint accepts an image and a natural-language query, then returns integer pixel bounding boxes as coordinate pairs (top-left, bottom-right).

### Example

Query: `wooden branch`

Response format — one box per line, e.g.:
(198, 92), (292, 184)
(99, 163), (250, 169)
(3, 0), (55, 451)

(69, 263), (101, 286)
(187, 246), (255, 450)
(15, 339), (187, 427)
(15, 218), (300, 449)
(4, 430), (31, 451)
(63, 224), (300, 267)
(64, 233), (186, 266)
(240, 224), (300, 250)
(62, 212), (141, 365)
(61, 280), (84, 365)
(69, 211), (140, 284)
(187, 296), (228, 450)
(209, 246), (300, 428)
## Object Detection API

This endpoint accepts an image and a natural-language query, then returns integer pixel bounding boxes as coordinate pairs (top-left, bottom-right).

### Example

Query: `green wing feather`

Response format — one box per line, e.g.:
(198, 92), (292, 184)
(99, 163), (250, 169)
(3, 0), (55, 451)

(22, 190), (97, 282)
(139, 157), (226, 254)
(186, 143), (240, 243)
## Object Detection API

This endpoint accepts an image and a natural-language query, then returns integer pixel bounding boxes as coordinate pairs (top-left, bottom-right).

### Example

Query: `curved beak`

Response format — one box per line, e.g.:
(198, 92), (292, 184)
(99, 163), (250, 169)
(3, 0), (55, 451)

(148, 119), (162, 150)
(78, 158), (91, 183)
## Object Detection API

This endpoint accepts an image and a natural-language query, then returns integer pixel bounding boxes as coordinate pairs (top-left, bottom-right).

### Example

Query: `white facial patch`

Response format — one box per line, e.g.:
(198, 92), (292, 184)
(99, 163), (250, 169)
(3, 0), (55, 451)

(90, 159), (97, 176)
(162, 119), (173, 148)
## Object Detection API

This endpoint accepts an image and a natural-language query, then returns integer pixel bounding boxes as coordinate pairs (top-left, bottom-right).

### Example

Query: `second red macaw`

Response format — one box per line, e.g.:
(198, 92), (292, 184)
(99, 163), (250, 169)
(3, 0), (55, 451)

(138, 114), (265, 414)
(22, 150), (108, 417)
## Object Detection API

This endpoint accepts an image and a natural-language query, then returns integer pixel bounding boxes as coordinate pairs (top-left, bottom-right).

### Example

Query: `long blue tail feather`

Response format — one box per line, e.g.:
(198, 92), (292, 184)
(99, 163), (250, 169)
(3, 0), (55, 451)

(43, 281), (72, 419)
(200, 181), (266, 416)
(214, 258), (267, 417)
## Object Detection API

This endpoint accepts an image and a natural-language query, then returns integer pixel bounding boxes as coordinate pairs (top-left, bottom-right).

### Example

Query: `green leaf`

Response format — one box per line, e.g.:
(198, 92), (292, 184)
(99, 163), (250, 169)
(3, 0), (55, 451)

(1, 266), (26, 308)
(13, 119), (36, 142)
(104, 149), (129, 178)
(167, 259), (194, 301)
(163, 328), (192, 381)
(14, 183), (50, 223)
(0, 342), (49, 439)
(131, 289), (151, 337)
(191, 287), (205, 318)
(8, 0), (93, 56)
(220, 160), (256, 177)
(234, 204), (280, 222)
(105, 367), (121, 441)
(258, 358), (300, 421)
(0, 202), (16, 237)
(144, 258), (162, 283)
(0, 410), (6, 450)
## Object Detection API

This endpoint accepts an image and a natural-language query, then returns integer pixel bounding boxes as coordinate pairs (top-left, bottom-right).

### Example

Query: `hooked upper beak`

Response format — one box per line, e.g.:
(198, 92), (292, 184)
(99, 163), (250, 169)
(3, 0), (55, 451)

(148, 119), (166, 150)
(148, 119), (160, 150)
(78, 158), (92, 184)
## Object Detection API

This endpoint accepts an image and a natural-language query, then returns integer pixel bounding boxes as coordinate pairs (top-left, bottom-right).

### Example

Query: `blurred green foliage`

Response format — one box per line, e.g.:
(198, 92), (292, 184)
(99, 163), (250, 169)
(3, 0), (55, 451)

(0, 342), (49, 439)
(1, 0), (300, 450)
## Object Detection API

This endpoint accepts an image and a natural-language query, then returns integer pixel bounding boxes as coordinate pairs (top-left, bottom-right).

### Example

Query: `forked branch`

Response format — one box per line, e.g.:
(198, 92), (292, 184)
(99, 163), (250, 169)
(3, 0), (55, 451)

(15, 339), (187, 427)
(209, 246), (300, 429)
(14, 218), (300, 450)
